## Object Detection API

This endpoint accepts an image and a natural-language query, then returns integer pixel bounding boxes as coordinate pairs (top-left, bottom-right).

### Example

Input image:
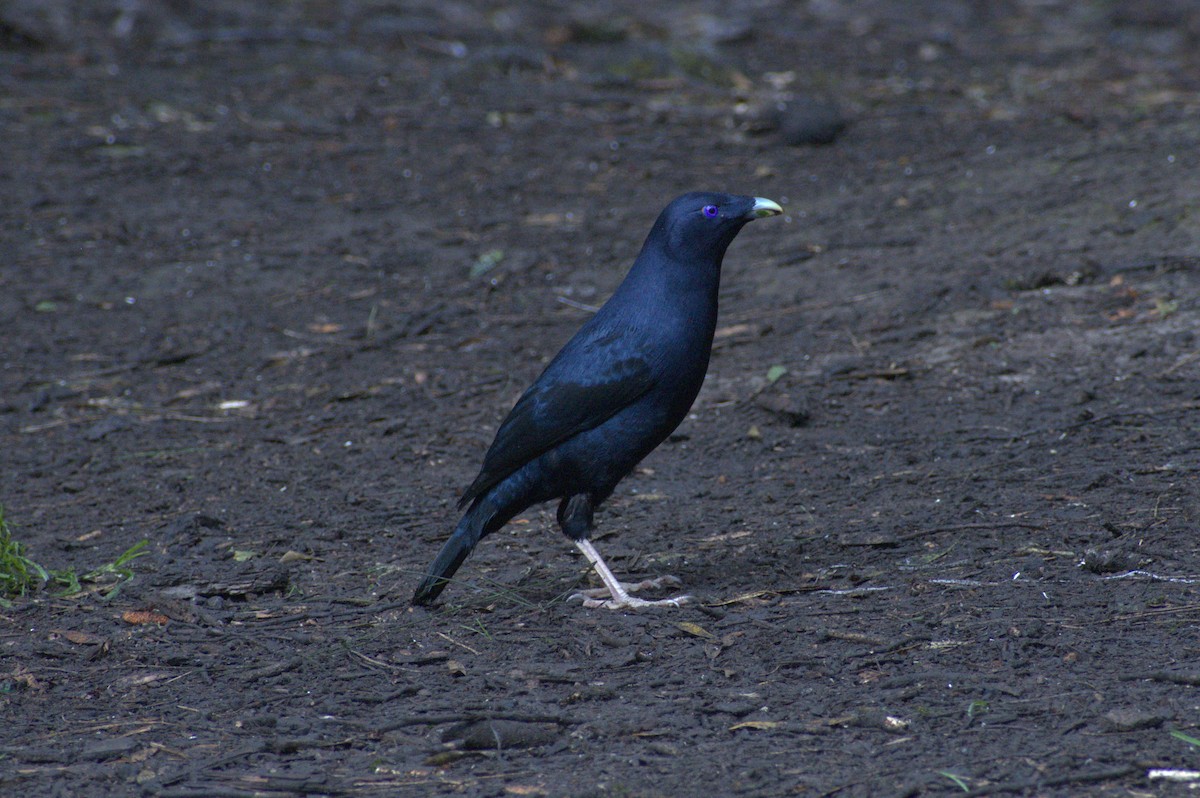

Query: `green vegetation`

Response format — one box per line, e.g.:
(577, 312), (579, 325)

(938, 771), (970, 792)
(966, 699), (990, 719)
(0, 505), (50, 602)
(0, 505), (148, 605)
(1172, 729), (1200, 747)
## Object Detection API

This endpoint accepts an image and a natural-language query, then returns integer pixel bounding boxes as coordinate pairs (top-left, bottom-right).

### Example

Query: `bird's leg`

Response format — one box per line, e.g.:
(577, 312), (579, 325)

(569, 538), (692, 610)
(558, 495), (690, 609)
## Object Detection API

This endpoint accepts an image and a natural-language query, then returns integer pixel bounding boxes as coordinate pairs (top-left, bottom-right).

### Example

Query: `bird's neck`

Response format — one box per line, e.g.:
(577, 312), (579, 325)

(614, 244), (723, 343)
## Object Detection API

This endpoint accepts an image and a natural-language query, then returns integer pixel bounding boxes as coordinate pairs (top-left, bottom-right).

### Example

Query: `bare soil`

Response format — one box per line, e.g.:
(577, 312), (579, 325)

(2, 2), (1199, 796)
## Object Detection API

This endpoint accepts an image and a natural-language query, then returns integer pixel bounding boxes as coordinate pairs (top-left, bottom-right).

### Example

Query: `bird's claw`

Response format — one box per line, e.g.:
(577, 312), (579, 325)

(573, 593), (694, 610)
(568, 575), (693, 609)
(569, 574), (683, 601)
(583, 590), (696, 609)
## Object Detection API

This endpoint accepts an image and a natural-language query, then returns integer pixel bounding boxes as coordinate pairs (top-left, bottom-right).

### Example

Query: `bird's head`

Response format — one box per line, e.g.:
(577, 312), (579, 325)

(655, 192), (783, 261)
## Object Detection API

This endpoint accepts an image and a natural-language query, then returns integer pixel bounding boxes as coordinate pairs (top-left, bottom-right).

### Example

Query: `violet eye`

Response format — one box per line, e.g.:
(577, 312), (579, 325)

(702, 204), (719, 218)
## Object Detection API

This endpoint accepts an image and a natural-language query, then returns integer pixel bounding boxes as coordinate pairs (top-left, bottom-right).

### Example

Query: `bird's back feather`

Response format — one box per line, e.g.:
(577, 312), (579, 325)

(459, 325), (657, 507)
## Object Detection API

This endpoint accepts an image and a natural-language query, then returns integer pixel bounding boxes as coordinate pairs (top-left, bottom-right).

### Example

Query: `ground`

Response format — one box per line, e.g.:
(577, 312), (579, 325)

(1, 1), (1199, 796)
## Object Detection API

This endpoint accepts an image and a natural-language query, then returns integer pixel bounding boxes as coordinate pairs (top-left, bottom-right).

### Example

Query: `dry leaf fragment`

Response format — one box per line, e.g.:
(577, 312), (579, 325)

(524, 212), (565, 226)
(122, 611), (169, 626)
(123, 672), (172, 686)
(714, 323), (754, 339)
(676, 622), (716, 640)
(1108, 307), (1137, 321)
(426, 750), (472, 766)
(729, 720), (780, 731)
(9, 666), (45, 691)
(708, 590), (774, 606)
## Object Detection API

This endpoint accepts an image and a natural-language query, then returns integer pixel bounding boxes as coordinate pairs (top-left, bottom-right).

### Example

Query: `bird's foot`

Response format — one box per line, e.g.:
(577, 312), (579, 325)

(574, 592), (694, 610)
(570, 540), (692, 610)
(570, 574), (683, 601)
(568, 575), (691, 610)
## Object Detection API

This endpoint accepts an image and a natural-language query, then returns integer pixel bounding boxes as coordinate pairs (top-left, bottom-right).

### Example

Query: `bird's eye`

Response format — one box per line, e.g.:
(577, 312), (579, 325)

(702, 205), (719, 218)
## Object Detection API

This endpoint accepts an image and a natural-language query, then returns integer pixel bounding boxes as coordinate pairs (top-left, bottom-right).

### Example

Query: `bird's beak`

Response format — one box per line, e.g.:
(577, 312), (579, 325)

(748, 197), (783, 219)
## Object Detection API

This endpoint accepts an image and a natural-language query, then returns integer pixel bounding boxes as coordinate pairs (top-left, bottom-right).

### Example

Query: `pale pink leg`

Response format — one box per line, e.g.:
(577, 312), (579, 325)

(568, 539), (692, 610)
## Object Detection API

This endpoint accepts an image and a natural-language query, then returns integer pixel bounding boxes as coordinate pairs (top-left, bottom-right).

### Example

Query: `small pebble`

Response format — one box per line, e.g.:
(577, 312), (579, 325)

(776, 98), (848, 146)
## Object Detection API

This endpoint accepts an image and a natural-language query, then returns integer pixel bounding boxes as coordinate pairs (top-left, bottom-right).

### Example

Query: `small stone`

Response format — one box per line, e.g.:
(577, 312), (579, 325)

(776, 98), (848, 146)
(754, 393), (811, 427)
(1083, 548), (1127, 573)
(83, 415), (132, 441)
(1102, 708), (1167, 731)
(443, 720), (559, 750)
(80, 737), (138, 761)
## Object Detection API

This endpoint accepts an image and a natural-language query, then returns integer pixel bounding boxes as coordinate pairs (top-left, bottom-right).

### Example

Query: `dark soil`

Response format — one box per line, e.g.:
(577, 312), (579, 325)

(2, 2), (1199, 796)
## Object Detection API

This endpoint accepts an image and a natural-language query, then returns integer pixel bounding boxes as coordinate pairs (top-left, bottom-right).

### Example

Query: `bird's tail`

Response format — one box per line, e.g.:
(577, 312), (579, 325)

(412, 503), (491, 605)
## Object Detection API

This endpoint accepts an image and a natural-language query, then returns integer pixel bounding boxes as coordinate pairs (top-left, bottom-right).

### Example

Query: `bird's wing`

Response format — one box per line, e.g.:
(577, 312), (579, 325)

(459, 331), (655, 507)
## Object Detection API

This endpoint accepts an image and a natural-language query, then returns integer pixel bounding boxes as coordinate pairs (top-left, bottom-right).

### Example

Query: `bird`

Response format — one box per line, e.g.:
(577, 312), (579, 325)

(412, 192), (783, 609)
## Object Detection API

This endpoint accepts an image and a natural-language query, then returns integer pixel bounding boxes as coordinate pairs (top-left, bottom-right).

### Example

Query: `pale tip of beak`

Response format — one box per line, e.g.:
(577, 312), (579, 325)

(751, 197), (783, 218)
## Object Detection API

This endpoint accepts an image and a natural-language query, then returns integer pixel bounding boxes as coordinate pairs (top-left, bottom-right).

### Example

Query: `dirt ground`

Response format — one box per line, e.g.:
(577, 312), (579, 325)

(2, 1), (1199, 796)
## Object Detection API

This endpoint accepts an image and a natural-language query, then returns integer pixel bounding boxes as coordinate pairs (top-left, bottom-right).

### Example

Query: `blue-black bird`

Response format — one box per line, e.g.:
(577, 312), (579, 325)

(413, 192), (783, 609)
